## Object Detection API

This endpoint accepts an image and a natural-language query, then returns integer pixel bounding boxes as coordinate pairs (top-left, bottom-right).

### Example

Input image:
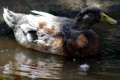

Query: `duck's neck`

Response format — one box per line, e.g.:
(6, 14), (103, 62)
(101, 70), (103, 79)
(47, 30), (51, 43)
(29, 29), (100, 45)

(72, 13), (98, 30)
(72, 22), (91, 30)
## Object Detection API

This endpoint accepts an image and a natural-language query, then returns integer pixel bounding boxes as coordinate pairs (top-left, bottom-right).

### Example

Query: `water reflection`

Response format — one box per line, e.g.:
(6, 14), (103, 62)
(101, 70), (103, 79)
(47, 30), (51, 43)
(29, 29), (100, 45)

(1, 44), (91, 79)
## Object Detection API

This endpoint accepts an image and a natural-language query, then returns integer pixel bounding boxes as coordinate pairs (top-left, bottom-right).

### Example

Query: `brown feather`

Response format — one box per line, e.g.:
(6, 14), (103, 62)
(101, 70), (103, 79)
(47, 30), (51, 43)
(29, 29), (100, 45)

(39, 22), (47, 29)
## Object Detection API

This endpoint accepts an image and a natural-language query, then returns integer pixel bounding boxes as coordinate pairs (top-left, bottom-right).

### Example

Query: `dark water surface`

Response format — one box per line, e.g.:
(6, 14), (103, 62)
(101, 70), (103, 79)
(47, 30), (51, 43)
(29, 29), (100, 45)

(0, 11), (120, 80)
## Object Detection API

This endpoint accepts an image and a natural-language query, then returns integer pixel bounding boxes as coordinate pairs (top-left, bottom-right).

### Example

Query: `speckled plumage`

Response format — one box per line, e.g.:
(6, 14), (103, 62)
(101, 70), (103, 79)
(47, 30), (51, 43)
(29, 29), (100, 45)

(3, 7), (102, 57)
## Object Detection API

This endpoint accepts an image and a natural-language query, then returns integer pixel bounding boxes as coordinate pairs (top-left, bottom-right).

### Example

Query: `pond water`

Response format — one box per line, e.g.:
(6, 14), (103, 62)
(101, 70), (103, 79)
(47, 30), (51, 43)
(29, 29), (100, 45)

(0, 11), (120, 80)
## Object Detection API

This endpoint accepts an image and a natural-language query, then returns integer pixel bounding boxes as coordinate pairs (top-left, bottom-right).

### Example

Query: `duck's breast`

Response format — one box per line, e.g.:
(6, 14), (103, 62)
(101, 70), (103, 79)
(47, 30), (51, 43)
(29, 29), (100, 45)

(62, 29), (101, 57)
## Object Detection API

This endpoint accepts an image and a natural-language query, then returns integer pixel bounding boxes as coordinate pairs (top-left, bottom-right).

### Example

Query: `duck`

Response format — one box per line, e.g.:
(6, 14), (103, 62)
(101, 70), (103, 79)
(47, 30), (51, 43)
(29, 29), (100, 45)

(3, 6), (117, 57)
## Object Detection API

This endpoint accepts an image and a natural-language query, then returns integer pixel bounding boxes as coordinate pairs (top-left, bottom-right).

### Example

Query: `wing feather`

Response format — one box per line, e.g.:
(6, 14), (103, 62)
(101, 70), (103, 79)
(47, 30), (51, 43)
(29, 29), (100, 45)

(31, 10), (55, 18)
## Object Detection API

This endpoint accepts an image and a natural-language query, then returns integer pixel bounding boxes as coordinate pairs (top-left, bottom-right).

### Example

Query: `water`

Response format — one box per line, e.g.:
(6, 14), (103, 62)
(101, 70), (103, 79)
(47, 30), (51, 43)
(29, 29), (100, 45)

(0, 12), (120, 80)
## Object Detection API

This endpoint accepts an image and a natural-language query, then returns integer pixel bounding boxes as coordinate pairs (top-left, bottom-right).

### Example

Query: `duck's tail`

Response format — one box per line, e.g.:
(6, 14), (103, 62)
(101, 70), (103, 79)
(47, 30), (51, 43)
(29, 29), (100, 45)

(3, 8), (19, 28)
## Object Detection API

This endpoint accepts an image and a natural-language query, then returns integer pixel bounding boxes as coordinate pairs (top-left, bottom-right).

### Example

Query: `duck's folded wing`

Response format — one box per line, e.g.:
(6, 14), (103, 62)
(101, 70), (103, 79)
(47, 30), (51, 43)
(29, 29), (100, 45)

(20, 14), (40, 42)
(20, 22), (38, 42)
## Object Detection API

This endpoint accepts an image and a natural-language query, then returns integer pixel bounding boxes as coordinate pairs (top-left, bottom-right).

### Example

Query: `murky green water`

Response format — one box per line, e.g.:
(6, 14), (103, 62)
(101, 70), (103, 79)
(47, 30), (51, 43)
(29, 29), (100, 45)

(0, 11), (120, 80)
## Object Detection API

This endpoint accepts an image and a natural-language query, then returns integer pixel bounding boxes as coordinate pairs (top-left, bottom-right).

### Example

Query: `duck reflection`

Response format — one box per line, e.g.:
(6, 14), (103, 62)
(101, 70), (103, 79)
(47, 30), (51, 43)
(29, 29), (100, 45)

(3, 46), (90, 79)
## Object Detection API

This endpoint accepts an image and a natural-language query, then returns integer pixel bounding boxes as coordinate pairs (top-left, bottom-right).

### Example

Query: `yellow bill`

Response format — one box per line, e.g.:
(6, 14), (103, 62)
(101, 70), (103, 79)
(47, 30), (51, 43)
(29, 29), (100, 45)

(100, 13), (117, 24)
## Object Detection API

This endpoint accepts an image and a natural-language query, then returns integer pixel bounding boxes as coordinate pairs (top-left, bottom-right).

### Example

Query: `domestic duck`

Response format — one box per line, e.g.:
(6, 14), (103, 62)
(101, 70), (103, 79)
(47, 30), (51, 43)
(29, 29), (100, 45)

(3, 6), (117, 57)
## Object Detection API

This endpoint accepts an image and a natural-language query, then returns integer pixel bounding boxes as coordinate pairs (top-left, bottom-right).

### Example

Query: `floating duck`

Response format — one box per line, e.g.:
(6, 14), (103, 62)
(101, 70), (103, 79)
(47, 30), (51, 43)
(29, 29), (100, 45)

(3, 6), (117, 57)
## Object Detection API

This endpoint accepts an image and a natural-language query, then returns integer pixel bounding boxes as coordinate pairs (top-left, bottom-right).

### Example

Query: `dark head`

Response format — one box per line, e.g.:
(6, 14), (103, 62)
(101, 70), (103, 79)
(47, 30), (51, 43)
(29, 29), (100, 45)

(73, 6), (117, 30)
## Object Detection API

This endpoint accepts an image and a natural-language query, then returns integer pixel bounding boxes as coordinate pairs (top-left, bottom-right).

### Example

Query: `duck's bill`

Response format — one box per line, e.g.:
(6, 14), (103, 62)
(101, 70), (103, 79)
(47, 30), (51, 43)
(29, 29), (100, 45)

(100, 13), (117, 24)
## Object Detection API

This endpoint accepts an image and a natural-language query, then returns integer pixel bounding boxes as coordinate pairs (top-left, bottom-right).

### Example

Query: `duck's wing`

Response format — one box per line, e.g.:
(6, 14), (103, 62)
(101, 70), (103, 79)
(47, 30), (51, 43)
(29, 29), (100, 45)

(20, 14), (60, 43)
(20, 17), (38, 42)
(23, 15), (73, 43)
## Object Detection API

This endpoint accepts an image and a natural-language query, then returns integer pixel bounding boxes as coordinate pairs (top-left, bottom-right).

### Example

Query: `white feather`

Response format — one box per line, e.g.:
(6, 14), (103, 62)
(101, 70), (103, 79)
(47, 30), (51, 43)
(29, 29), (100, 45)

(3, 8), (12, 27)
(27, 33), (33, 42)
(20, 24), (36, 33)
(3, 8), (19, 27)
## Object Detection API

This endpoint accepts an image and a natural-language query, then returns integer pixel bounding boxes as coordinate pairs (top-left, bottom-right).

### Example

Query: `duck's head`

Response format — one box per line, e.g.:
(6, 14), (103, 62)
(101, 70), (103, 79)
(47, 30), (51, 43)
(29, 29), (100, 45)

(73, 6), (117, 30)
